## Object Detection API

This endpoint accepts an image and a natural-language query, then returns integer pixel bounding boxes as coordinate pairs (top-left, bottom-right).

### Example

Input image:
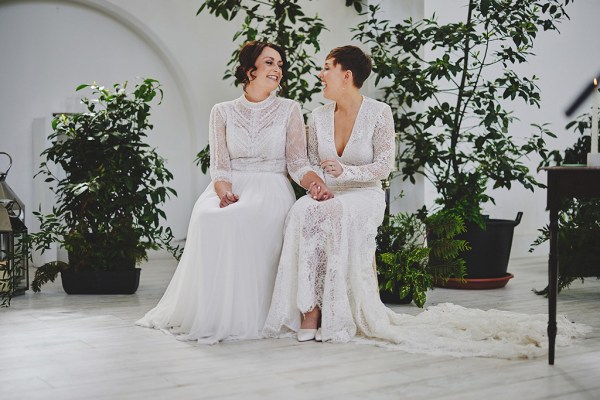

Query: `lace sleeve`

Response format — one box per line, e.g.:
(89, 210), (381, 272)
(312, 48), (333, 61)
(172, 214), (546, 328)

(336, 104), (395, 184)
(307, 113), (325, 181)
(208, 104), (232, 184)
(285, 102), (313, 185)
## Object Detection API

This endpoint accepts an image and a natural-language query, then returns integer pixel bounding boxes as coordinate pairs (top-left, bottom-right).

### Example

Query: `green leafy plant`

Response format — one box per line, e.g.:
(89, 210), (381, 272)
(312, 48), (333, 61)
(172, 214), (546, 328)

(197, 0), (326, 107)
(30, 79), (182, 292)
(0, 210), (28, 307)
(354, 0), (570, 225)
(345, 0), (364, 13)
(531, 111), (600, 294)
(376, 210), (469, 308)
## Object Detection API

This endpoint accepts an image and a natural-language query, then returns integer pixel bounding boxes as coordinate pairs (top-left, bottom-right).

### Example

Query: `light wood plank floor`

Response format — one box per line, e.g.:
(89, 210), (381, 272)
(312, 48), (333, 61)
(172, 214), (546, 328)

(1, 256), (599, 400)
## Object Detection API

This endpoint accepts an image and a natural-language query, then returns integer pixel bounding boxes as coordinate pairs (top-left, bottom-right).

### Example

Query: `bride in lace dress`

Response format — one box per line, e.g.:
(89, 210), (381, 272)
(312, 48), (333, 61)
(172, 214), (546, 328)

(136, 41), (332, 344)
(263, 45), (589, 359)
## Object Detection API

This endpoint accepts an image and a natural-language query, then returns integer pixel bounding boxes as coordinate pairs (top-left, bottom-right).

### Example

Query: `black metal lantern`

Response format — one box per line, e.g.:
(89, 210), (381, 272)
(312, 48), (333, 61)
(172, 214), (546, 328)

(0, 152), (29, 305)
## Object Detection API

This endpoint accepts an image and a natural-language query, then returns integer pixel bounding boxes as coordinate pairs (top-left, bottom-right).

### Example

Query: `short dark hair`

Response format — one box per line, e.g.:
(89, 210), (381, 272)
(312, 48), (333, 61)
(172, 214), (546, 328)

(326, 45), (372, 88)
(234, 41), (287, 91)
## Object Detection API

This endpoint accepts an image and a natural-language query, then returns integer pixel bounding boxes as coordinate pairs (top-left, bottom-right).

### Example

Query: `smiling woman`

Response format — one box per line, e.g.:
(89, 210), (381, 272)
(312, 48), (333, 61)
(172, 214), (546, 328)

(235, 44), (286, 102)
(136, 41), (331, 343)
(264, 45), (397, 343)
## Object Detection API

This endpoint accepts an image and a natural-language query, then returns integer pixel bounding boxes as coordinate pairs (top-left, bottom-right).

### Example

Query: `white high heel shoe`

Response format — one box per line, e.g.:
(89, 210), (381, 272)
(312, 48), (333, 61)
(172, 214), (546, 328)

(297, 329), (317, 342)
(315, 328), (322, 342)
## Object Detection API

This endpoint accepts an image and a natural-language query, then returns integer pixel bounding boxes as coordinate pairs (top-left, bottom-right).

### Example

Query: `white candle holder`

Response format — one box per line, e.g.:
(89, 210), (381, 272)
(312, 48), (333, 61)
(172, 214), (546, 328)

(587, 152), (600, 167)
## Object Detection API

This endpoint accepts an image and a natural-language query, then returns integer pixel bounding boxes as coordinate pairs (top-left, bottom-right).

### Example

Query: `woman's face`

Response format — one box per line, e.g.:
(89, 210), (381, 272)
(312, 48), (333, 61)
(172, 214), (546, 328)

(318, 58), (349, 100)
(246, 46), (283, 93)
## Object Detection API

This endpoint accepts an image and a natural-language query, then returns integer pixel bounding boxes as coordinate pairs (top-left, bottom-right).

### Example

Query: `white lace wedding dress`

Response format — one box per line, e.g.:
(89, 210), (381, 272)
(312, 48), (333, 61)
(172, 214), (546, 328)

(136, 94), (311, 344)
(263, 96), (590, 359)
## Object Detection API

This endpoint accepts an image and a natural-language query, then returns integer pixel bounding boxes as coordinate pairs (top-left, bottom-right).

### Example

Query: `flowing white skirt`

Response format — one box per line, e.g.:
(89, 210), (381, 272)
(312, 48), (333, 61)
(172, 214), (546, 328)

(136, 171), (296, 344)
(263, 187), (591, 359)
(264, 186), (386, 342)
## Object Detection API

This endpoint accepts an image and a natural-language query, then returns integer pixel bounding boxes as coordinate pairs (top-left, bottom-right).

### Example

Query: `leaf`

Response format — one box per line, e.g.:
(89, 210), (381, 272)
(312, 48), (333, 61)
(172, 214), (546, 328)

(480, 0), (491, 16)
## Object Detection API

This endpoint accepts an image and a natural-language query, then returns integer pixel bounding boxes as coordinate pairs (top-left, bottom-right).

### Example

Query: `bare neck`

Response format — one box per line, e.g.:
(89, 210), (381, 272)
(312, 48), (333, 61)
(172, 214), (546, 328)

(334, 90), (363, 114)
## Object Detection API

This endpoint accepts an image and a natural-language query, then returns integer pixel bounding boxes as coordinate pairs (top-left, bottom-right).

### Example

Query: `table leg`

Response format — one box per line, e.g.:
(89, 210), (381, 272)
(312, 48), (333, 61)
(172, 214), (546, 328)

(548, 207), (559, 365)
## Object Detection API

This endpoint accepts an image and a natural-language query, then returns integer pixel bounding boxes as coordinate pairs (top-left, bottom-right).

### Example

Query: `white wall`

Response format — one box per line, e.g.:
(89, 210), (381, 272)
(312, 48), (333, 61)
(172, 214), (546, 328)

(1, 0), (592, 262)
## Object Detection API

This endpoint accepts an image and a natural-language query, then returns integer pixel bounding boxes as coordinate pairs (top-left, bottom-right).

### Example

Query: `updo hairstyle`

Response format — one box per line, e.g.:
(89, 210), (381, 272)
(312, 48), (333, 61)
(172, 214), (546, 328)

(234, 40), (287, 91)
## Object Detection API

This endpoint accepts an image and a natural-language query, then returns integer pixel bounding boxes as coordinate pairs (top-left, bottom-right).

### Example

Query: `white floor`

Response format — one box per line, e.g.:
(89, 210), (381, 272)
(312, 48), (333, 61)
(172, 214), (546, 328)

(1, 256), (599, 400)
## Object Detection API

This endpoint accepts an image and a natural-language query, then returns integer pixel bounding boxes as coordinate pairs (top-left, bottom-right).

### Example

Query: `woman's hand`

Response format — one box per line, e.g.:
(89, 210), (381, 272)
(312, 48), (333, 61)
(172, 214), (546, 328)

(320, 159), (343, 178)
(214, 181), (239, 208)
(219, 191), (239, 208)
(308, 181), (334, 202)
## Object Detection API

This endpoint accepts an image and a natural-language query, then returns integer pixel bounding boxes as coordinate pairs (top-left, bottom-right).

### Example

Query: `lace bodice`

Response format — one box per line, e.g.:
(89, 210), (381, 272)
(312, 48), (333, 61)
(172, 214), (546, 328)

(209, 94), (312, 184)
(307, 96), (395, 189)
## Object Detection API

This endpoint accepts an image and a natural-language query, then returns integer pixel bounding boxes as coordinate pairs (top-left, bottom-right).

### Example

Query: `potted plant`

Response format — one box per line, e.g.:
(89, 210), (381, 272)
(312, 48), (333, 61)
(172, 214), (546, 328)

(354, 0), (571, 280)
(377, 210), (469, 307)
(531, 113), (600, 294)
(29, 78), (181, 294)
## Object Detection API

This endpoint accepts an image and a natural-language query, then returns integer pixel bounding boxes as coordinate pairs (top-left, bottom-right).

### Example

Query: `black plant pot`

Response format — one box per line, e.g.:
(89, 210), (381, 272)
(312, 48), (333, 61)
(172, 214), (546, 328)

(378, 277), (413, 305)
(60, 268), (141, 294)
(379, 288), (413, 305)
(459, 212), (523, 279)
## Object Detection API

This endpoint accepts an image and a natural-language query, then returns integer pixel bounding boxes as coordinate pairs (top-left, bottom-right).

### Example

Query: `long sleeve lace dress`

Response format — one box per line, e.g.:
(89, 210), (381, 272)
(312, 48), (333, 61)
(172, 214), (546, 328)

(263, 96), (589, 359)
(136, 94), (312, 344)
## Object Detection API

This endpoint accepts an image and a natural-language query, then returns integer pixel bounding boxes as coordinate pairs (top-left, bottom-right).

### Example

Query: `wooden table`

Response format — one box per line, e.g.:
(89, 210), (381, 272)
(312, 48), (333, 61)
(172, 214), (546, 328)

(543, 166), (600, 365)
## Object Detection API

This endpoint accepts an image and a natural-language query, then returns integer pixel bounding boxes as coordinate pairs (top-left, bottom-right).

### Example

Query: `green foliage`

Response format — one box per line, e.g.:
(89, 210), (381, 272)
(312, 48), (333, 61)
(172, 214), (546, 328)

(376, 210), (469, 308)
(531, 110), (600, 294)
(540, 108), (597, 167)
(345, 0), (365, 13)
(31, 261), (68, 293)
(530, 197), (600, 294)
(29, 79), (182, 292)
(194, 145), (211, 175)
(197, 0), (326, 107)
(353, 0), (570, 224)
(0, 262), (10, 307)
(0, 258), (15, 307)
(0, 220), (27, 307)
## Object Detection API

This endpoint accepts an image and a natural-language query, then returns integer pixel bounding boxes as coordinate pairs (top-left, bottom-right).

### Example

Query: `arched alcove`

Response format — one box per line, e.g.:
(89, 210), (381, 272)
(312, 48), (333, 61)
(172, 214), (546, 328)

(0, 0), (198, 254)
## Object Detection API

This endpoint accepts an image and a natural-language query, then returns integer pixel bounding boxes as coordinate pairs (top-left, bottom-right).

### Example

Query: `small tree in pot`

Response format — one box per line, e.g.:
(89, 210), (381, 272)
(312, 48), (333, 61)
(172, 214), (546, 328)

(354, 0), (571, 279)
(30, 78), (181, 294)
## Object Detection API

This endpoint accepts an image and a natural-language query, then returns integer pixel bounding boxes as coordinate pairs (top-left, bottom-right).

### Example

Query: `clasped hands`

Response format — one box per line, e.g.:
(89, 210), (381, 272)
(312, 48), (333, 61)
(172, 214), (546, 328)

(216, 159), (343, 206)
(307, 159), (343, 201)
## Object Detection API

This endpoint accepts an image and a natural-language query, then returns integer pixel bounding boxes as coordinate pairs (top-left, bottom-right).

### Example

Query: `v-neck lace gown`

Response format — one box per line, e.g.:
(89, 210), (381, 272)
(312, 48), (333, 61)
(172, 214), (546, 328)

(263, 97), (589, 359)
(264, 96), (395, 341)
(136, 95), (312, 344)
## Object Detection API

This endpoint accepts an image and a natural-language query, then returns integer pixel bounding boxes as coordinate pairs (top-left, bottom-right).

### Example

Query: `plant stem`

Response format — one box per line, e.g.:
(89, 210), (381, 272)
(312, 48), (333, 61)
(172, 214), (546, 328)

(448, 0), (474, 179)
(457, 20), (491, 136)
